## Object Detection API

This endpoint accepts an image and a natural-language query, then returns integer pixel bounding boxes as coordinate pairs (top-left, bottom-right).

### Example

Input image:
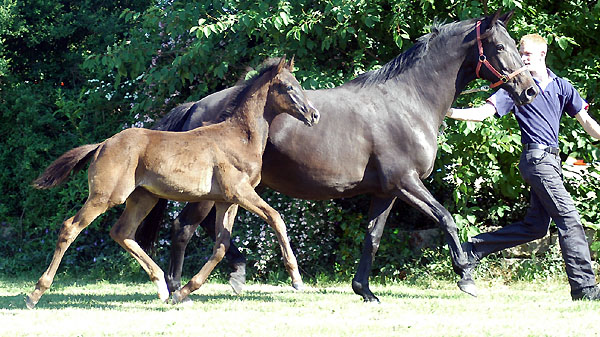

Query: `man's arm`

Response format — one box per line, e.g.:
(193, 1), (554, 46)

(446, 102), (497, 122)
(575, 108), (600, 140)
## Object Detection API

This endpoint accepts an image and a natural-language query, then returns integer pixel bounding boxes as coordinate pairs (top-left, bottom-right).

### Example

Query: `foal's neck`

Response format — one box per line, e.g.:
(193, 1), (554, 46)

(229, 79), (273, 152)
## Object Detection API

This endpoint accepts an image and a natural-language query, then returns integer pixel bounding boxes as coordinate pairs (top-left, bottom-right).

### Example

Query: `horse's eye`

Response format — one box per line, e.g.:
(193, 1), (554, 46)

(496, 44), (505, 52)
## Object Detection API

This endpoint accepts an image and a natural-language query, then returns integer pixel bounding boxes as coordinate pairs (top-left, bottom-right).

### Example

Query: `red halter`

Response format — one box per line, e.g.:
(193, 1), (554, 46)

(475, 20), (527, 88)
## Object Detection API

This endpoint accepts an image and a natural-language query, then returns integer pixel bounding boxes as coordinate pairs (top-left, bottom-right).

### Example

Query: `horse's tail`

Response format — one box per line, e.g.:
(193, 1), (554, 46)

(32, 143), (102, 189)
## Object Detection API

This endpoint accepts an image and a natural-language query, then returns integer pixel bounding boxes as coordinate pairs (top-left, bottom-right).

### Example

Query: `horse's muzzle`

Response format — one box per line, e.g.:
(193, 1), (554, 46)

(517, 85), (538, 105)
(308, 108), (320, 126)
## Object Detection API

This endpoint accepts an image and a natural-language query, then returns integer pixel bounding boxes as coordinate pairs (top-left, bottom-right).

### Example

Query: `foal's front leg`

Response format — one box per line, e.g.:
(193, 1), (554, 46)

(235, 186), (303, 290)
(109, 189), (170, 302)
(171, 202), (238, 304)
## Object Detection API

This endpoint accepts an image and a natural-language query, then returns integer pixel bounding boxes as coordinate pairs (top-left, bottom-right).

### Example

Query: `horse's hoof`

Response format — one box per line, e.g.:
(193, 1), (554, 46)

(363, 295), (380, 304)
(292, 281), (304, 291)
(229, 274), (245, 295)
(25, 296), (37, 309)
(457, 278), (478, 297)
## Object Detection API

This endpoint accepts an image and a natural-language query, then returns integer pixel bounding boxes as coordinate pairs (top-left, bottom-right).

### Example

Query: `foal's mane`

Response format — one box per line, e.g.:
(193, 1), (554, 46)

(215, 58), (283, 123)
(352, 19), (476, 86)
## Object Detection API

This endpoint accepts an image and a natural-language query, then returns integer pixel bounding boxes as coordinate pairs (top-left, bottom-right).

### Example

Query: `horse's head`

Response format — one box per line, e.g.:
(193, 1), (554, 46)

(268, 57), (320, 126)
(473, 10), (538, 105)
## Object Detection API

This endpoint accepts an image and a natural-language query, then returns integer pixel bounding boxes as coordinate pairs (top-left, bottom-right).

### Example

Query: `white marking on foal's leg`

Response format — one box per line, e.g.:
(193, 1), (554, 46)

(154, 279), (170, 302)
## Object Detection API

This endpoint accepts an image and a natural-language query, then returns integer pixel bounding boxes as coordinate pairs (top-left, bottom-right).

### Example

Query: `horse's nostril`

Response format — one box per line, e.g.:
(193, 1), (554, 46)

(526, 87), (537, 98)
(312, 110), (320, 123)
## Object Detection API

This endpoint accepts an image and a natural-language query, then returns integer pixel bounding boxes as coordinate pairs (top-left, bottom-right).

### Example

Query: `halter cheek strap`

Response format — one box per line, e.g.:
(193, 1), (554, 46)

(475, 21), (527, 89)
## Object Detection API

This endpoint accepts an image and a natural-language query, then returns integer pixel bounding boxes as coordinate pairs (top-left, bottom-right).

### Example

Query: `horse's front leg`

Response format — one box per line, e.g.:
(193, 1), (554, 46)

(172, 203), (238, 304)
(109, 189), (169, 302)
(392, 171), (476, 296)
(352, 196), (396, 303)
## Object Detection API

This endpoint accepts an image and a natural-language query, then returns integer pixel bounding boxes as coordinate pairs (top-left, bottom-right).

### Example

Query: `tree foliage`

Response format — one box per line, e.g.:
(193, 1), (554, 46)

(1, 0), (599, 280)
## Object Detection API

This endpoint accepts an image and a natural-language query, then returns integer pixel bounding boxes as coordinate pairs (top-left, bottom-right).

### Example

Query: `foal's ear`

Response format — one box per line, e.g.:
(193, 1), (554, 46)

(277, 55), (287, 73)
(288, 55), (295, 71)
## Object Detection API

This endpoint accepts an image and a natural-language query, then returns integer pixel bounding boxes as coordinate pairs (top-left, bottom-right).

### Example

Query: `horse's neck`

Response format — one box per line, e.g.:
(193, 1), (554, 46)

(390, 29), (474, 127)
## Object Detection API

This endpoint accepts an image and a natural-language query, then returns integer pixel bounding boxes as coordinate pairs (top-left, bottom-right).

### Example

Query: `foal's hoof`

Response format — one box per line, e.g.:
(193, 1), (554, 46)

(170, 290), (191, 305)
(457, 277), (478, 297)
(25, 296), (37, 309)
(292, 281), (304, 291)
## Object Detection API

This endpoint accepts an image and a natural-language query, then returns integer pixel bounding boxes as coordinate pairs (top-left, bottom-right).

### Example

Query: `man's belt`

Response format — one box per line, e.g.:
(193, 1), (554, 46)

(523, 143), (560, 155)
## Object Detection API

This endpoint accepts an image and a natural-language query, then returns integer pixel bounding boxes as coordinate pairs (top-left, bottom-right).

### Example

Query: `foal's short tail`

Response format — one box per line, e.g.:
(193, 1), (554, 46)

(32, 143), (102, 189)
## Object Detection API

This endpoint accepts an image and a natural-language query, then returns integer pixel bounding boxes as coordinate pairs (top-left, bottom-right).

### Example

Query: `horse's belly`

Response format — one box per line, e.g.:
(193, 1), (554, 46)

(261, 157), (378, 200)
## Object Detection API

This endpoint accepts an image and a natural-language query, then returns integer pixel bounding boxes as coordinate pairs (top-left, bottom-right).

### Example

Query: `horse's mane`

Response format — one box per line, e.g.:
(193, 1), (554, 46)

(351, 19), (473, 86)
(215, 58), (283, 123)
(151, 101), (196, 131)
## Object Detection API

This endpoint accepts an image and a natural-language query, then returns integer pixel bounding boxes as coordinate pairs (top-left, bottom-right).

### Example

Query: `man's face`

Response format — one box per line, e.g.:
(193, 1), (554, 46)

(519, 42), (546, 70)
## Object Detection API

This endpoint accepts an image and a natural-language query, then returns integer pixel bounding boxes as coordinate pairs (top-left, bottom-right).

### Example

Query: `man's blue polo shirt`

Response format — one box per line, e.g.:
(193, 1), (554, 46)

(489, 69), (589, 148)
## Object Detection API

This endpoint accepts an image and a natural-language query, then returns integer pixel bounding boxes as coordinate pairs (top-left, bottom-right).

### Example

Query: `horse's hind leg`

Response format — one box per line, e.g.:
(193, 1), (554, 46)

(352, 196), (396, 303)
(26, 196), (108, 309)
(108, 188), (169, 302)
(172, 202), (238, 303)
(393, 172), (474, 295)
(169, 201), (247, 294)
(166, 201), (213, 293)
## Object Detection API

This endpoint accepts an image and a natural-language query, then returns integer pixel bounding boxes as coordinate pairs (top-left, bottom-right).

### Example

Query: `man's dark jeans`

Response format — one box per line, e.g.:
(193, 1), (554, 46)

(471, 147), (596, 292)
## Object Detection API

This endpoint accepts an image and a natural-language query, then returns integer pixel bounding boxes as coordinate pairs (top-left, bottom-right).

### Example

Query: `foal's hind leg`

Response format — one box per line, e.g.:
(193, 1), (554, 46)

(172, 202), (238, 303)
(109, 189), (169, 302)
(393, 172), (474, 296)
(26, 196), (108, 309)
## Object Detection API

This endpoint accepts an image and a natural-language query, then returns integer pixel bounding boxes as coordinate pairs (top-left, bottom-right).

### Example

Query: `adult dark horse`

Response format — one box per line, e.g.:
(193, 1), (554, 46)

(137, 11), (538, 302)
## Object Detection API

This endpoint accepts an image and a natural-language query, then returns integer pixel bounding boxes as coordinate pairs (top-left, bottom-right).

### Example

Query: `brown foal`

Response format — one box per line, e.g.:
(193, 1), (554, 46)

(27, 57), (320, 308)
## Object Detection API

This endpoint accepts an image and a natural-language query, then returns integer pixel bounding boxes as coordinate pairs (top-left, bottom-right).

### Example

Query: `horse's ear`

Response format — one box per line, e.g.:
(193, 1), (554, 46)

(277, 55), (287, 73)
(499, 10), (515, 25)
(289, 55), (295, 71)
(489, 8), (502, 27)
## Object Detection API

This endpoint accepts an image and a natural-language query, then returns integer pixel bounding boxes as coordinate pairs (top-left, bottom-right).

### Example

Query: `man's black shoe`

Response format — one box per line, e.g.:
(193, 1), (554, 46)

(571, 285), (600, 301)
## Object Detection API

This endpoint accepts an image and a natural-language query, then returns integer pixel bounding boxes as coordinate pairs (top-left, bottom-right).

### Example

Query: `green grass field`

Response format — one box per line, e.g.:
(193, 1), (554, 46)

(1, 277), (599, 337)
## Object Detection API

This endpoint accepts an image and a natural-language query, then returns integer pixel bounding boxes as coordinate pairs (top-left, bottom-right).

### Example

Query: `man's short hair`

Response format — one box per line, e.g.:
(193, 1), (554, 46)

(520, 34), (548, 53)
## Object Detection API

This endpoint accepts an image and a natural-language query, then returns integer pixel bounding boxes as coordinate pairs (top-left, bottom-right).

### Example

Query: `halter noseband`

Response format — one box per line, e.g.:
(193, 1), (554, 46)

(475, 20), (527, 89)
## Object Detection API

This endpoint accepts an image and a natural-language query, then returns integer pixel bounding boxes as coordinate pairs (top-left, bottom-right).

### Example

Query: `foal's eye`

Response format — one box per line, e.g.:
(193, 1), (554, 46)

(496, 44), (505, 52)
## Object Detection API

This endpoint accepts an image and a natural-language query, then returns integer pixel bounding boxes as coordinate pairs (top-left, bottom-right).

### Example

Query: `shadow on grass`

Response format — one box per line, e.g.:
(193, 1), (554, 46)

(0, 288), (295, 310)
(306, 286), (459, 301)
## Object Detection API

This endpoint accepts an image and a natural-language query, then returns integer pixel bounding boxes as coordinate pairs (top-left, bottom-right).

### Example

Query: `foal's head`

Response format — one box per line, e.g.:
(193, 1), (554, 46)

(267, 57), (320, 126)
(471, 10), (538, 105)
